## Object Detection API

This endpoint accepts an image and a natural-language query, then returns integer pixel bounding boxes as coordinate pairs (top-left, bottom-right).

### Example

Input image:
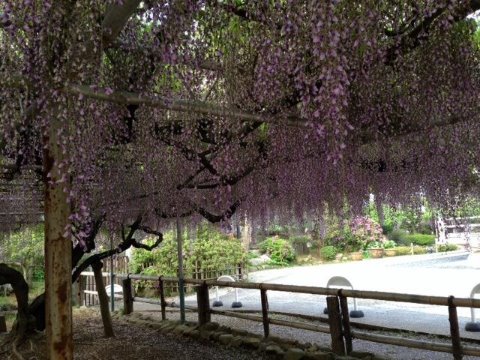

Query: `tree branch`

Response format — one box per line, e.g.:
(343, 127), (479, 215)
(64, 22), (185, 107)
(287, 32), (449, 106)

(71, 216), (163, 281)
(193, 199), (242, 223)
(132, 225), (163, 250)
(384, 0), (480, 65)
(384, 2), (449, 65)
(102, 0), (142, 47)
(66, 84), (304, 127)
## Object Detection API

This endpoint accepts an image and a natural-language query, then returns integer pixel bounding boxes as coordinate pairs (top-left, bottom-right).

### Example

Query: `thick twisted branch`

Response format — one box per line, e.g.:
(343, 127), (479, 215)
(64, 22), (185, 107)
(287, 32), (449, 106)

(72, 217), (163, 281)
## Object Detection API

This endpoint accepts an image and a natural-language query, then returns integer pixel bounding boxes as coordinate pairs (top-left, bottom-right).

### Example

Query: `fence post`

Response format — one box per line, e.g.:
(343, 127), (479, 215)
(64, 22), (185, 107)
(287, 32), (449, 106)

(159, 276), (166, 321)
(448, 296), (463, 360)
(327, 296), (345, 355)
(338, 290), (353, 354)
(122, 277), (133, 315)
(260, 288), (270, 338)
(197, 281), (211, 326)
(78, 275), (85, 306)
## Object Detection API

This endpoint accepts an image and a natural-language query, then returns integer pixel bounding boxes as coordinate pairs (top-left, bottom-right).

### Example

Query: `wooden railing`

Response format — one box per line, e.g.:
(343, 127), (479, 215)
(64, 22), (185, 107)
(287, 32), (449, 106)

(115, 274), (480, 359)
(77, 264), (246, 306)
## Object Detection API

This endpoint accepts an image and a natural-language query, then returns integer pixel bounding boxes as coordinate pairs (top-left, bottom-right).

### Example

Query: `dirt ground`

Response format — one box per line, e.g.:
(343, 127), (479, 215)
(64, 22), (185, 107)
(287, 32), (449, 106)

(1, 308), (274, 359)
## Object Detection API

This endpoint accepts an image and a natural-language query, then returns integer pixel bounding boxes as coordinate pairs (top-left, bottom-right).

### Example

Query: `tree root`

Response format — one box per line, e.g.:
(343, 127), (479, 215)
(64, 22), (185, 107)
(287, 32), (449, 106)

(10, 338), (24, 360)
(0, 331), (42, 360)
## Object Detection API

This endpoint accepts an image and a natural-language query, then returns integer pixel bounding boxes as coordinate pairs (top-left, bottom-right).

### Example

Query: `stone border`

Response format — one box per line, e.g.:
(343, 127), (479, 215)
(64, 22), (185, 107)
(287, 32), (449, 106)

(118, 313), (388, 360)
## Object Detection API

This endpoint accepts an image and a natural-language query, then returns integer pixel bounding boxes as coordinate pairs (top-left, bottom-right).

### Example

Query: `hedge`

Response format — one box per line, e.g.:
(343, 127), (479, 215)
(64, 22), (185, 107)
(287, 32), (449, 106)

(403, 234), (435, 246)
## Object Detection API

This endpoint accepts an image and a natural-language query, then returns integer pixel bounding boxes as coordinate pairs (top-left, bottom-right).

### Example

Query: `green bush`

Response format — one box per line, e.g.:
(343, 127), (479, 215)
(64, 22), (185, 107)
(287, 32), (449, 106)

(366, 240), (384, 249)
(404, 234), (435, 246)
(381, 223), (394, 235)
(383, 240), (396, 249)
(320, 246), (338, 261)
(32, 268), (45, 281)
(438, 244), (459, 252)
(324, 227), (346, 250)
(259, 237), (296, 265)
(130, 224), (247, 277)
(2, 224), (45, 284)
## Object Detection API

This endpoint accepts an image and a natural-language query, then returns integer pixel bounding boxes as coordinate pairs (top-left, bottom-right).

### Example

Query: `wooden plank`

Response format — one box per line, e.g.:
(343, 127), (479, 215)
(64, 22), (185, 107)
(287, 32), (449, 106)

(351, 330), (479, 355)
(83, 290), (98, 295)
(327, 296), (345, 355)
(133, 297), (163, 305)
(210, 309), (330, 334)
(80, 271), (111, 277)
(210, 309), (263, 323)
(268, 318), (330, 334)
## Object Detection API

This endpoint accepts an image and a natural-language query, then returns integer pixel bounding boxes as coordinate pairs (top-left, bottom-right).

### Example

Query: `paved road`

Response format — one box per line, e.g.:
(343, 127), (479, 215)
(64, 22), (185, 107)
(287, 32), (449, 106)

(175, 251), (480, 340)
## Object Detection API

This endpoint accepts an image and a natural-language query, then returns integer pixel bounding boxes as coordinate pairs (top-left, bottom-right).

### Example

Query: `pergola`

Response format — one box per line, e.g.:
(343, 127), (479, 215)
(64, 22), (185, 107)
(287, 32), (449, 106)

(2, 2), (480, 360)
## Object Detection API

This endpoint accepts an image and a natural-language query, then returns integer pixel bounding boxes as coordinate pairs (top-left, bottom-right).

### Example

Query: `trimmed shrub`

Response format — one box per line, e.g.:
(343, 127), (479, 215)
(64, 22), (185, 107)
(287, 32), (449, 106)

(392, 245), (428, 255)
(320, 246), (338, 261)
(438, 244), (459, 252)
(259, 237), (296, 265)
(404, 234), (435, 246)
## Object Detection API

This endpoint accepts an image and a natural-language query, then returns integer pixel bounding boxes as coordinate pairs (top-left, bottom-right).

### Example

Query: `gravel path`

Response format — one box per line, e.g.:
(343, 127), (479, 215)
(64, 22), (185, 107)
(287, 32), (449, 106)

(139, 309), (480, 360)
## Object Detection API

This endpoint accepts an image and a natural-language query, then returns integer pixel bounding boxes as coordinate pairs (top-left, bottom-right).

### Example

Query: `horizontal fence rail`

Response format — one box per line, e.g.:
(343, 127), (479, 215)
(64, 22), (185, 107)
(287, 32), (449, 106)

(83, 272), (480, 359)
(115, 274), (480, 309)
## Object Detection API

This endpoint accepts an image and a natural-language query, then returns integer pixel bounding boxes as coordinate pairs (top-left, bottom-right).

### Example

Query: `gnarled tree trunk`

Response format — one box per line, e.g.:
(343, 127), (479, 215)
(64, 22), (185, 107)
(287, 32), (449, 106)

(0, 263), (35, 339)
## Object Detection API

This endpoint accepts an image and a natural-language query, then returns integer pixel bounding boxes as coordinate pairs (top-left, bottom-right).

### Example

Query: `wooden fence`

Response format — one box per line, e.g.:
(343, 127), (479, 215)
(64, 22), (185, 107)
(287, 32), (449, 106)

(77, 262), (245, 306)
(76, 256), (128, 306)
(116, 274), (480, 360)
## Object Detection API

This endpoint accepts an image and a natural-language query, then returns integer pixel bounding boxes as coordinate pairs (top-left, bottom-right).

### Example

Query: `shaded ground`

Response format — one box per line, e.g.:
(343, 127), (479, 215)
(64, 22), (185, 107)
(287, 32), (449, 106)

(138, 308), (480, 360)
(1, 308), (275, 359)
